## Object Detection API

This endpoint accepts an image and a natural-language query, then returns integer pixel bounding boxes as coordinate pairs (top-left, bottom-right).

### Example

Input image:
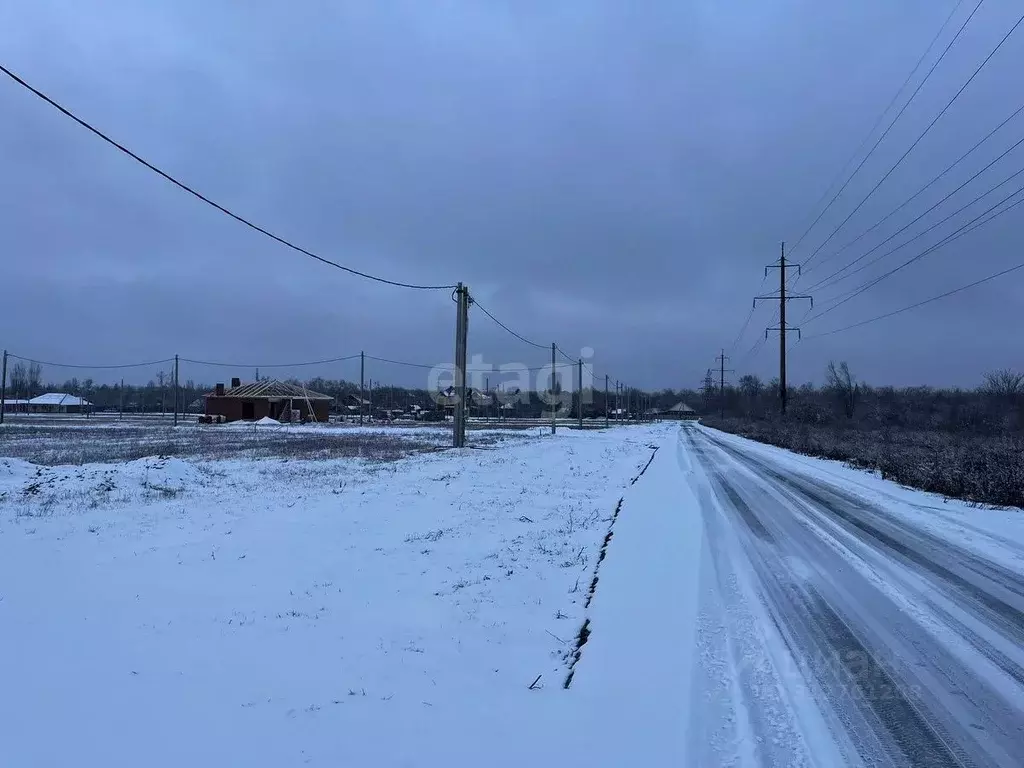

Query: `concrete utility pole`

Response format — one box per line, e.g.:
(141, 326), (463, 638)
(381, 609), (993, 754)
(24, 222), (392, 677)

(173, 354), (179, 426)
(604, 374), (609, 428)
(360, 351), (365, 425)
(119, 378), (124, 421)
(577, 358), (583, 428)
(755, 242), (812, 416)
(550, 343), (557, 435)
(716, 349), (733, 418)
(0, 349), (6, 425)
(452, 283), (470, 448)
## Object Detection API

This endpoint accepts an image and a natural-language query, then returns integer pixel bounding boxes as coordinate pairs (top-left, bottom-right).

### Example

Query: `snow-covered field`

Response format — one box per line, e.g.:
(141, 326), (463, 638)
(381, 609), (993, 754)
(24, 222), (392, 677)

(4, 420), (1022, 766)
(0, 424), (666, 766)
(0, 419), (474, 465)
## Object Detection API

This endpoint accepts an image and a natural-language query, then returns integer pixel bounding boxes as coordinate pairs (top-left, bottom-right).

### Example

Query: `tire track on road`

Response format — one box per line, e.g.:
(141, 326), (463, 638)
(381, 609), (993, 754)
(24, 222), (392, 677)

(702, 430), (1024, 642)
(686, 425), (1024, 767)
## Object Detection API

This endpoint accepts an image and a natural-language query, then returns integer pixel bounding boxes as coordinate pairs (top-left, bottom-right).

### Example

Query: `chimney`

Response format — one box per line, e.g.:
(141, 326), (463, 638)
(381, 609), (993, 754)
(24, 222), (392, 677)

(231, 377), (241, 389)
(215, 383), (225, 396)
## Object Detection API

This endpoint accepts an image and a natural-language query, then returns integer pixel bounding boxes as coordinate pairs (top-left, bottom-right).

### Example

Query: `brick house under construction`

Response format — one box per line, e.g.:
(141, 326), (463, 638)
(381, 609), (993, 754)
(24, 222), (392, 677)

(204, 378), (333, 423)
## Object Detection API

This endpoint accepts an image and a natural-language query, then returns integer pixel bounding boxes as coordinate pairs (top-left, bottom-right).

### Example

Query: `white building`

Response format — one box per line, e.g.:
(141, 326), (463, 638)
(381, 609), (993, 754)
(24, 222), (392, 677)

(27, 393), (93, 413)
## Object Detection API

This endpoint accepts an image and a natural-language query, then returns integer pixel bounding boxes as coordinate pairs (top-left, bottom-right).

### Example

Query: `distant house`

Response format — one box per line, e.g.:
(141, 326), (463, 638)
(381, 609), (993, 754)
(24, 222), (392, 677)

(1, 399), (30, 413)
(435, 386), (491, 414)
(662, 402), (698, 420)
(204, 378), (333, 423)
(29, 393), (92, 414)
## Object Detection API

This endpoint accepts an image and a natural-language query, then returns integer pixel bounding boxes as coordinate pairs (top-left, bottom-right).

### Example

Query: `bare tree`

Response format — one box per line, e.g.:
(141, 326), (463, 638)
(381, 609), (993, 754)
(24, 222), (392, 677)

(825, 360), (858, 419)
(738, 374), (764, 417)
(983, 369), (1024, 399)
(27, 362), (42, 398)
(701, 369), (715, 412)
(156, 370), (168, 416)
(9, 362), (28, 398)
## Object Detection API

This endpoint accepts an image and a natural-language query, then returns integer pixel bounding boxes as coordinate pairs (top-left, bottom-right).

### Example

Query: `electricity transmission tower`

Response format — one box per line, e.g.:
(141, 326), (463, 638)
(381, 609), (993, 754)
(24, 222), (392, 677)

(716, 349), (733, 418)
(754, 242), (812, 415)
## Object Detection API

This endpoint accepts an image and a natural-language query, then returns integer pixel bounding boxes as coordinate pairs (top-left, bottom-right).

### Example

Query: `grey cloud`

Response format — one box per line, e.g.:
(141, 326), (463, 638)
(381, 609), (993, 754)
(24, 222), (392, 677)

(1, 0), (1022, 390)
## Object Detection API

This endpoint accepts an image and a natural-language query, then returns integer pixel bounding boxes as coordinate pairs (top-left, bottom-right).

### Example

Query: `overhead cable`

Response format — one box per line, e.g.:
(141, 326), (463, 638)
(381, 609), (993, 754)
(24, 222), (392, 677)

(807, 146), (1024, 293)
(804, 185), (1024, 324)
(0, 63), (457, 291)
(806, 251), (1024, 339)
(806, 101), (1024, 278)
(801, 5), (1022, 269)
(6, 353), (174, 370)
(789, 0), (979, 255)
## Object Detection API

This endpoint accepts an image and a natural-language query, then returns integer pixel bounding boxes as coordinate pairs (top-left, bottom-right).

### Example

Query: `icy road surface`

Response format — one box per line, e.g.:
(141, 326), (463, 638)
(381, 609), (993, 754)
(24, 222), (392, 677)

(680, 423), (1024, 767)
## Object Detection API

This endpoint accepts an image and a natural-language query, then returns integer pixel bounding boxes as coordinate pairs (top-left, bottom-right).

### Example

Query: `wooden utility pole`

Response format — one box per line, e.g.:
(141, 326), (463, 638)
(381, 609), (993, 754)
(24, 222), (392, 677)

(0, 349), (6, 425)
(716, 349), (733, 418)
(119, 377), (124, 421)
(550, 343), (557, 435)
(452, 283), (469, 448)
(360, 351), (365, 425)
(604, 374), (609, 428)
(173, 355), (179, 426)
(577, 358), (583, 427)
(755, 242), (812, 416)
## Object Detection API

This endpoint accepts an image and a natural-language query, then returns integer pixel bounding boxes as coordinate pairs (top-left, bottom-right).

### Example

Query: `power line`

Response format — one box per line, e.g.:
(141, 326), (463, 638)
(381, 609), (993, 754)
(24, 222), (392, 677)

(0, 64), (457, 291)
(801, 4), (1022, 269)
(806, 100), (1024, 278)
(182, 354), (361, 368)
(525, 362), (576, 373)
(471, 299), (549, 350)
(362, 355), (440, 370)
(805, 256), (1024, 339)
(728, 308), (755, 354)
(737, 336), (767, 368)
(806, 146), (1024, 294)
(737, 305), (778, 367)
(727, 273), (769, 356)
(805, 185), (1024, 324)
(789, 0), (978, 255)
(7, 354), (174, 370)
(471, 298), (579, 363)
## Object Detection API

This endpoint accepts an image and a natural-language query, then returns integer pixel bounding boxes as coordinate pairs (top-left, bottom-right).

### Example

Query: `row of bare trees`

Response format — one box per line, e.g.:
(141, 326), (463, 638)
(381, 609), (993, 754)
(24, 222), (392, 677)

(5, 361), (44, 400)
(708, 362), (1024, 435)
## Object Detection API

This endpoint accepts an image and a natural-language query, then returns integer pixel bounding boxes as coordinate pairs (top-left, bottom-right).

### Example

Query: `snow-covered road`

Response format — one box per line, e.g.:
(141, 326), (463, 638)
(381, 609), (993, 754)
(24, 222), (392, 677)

(679, 424), (1024, 767)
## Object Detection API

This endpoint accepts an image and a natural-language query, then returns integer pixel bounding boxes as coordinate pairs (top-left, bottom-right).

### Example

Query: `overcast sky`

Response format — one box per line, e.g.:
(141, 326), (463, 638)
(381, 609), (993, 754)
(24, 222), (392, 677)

(2, 0), (1022, 390)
